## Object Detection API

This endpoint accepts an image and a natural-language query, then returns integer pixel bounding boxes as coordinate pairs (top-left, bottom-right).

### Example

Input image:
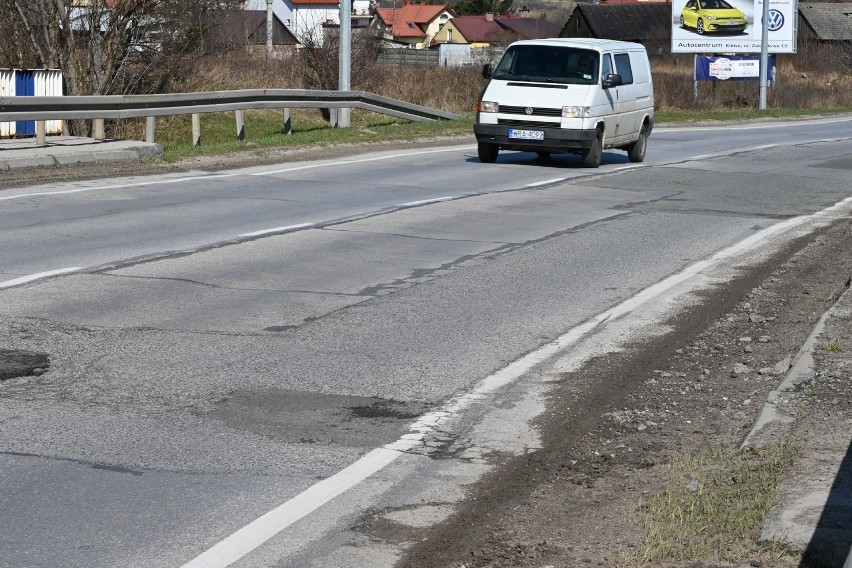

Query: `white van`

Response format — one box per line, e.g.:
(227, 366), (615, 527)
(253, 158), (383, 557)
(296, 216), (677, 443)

(474, 38), (654, 168)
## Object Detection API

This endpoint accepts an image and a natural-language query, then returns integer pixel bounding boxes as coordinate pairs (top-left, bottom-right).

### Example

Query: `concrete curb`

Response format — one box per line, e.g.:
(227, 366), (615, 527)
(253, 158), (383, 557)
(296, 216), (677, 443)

(0, 137), (164, 171)
(741, 278), (852, 564)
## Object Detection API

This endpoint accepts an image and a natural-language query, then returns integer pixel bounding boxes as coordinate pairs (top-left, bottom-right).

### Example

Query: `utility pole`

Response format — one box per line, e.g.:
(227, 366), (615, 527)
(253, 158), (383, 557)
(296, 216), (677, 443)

(338, 0), (352, 127)
(266, 0), (274, 57)
(759, 0), (769, 110)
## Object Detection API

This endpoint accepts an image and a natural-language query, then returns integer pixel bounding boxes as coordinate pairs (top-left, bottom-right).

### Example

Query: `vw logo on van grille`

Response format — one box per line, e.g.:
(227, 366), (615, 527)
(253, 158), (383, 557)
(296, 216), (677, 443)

(525, 107), (533, 115)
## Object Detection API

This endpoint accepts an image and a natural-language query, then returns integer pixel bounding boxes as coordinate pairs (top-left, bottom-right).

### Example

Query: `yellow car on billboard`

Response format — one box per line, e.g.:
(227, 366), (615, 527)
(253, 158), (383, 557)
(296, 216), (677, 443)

(680, 0), (748, 34)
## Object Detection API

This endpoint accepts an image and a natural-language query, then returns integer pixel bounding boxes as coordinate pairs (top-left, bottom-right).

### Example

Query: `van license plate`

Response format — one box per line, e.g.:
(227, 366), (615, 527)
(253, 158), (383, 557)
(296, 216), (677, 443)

(508, 129), (544, 140)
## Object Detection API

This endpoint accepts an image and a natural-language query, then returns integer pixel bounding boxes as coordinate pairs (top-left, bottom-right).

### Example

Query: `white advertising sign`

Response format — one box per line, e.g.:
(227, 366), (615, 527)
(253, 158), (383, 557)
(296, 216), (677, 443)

(710, 57), (761, 78)
(671, 0), (797, 53)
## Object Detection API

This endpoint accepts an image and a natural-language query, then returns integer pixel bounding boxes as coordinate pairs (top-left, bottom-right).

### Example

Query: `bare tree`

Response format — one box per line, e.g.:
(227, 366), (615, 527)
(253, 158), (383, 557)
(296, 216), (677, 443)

(0, 0), (240, 97)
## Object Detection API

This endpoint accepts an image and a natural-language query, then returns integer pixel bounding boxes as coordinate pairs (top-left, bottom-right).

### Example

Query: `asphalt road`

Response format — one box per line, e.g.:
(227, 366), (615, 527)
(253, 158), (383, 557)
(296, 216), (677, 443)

(1, 116), (851, 568)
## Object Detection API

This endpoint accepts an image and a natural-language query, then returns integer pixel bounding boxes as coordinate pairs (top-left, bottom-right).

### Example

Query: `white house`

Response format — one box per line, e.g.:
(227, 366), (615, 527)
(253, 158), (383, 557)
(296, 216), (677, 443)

(244, 0), (371, 45)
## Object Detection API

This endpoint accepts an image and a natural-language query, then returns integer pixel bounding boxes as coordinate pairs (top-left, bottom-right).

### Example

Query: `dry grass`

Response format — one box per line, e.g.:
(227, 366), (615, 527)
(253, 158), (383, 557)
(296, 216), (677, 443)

(170, 42), (852, 116)
(167, 51), (486, 115)
(108, 42), (852, 144)
(652, 44), (852, 112)
(633, 443), (800, 567)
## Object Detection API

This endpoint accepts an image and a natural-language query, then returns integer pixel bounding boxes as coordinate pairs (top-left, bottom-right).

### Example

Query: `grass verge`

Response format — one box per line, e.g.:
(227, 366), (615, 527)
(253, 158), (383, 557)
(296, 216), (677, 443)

(124, 110), (476, 163)
(125, 106), (852, 164)
(633, 443), (800, 567)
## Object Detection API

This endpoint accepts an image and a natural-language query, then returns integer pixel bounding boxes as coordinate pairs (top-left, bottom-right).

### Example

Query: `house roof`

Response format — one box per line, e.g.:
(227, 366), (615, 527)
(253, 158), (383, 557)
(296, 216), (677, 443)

(376, 4), (453, 38)
(206, 10), (297, 46)
(495, 15), (561, 39)
(561, 3), (670, 41)
(799, 2), (852, 40)
(449, 15), (506, 42)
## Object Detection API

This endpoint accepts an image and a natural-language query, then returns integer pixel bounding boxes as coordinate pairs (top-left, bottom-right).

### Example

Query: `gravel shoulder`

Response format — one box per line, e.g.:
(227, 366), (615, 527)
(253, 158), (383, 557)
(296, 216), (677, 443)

(392, 218), (852, 568)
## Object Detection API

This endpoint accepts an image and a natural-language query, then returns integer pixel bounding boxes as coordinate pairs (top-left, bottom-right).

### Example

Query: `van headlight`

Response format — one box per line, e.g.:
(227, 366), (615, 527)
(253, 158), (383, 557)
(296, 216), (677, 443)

(477, 101), (499, 113)
(563, 106), (591, 118)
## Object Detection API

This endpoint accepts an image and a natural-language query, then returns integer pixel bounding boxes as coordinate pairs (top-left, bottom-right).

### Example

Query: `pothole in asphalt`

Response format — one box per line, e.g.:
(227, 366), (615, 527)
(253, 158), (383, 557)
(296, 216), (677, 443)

(0, 348), (49, 381)
(206, 390), (431, 447)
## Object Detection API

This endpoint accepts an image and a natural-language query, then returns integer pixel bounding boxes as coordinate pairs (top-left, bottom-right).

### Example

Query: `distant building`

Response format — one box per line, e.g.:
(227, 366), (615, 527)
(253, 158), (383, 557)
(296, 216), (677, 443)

(560, 3), (670, 44)
(798, 2), (852, 41)
(243, 0), (371, 45)
(206, 10), (298, 53)
(374, 2), (457, 48)
(431, 13), (560, 46)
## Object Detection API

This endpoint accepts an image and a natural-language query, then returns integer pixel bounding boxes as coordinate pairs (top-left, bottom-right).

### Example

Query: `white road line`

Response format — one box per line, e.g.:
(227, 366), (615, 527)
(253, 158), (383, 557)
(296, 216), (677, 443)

(0, 267), (83, 289)
(661, 115), (852, 133)
(180, 192), (852, 568)
(525, 178), (566, 187)
(690, 143), (775, 161)
(611, 165), (645, 172)
(398, 196), (454, 207)
(180, 448), (400, 568)
(251, 146), (476, 177)
(0, 173), (241, 202)
(0, 146), (476, 201)
(238, 223), (315, 238)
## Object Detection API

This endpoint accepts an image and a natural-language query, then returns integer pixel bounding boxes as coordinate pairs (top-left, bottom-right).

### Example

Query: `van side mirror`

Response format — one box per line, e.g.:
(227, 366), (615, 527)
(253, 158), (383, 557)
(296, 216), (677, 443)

(482, 64), (493, 79)
(602, 73), (623, 88)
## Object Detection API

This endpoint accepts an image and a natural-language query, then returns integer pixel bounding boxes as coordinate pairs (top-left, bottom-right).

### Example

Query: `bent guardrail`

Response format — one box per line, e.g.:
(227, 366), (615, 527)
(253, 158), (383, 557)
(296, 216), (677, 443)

(0, 89), (460, 145)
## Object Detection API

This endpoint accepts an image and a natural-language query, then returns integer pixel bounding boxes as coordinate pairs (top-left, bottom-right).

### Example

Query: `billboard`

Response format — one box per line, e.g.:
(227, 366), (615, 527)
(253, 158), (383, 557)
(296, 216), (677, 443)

(672, 0), (797, 53)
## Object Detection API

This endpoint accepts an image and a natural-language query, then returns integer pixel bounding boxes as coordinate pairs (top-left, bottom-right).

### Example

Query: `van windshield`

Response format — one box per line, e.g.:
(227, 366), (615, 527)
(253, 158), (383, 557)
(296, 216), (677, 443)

(492, 46), (599, 85)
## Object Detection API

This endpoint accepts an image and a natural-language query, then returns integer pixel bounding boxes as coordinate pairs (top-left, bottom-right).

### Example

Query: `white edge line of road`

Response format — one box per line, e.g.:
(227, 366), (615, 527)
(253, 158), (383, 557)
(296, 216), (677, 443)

(398, 196), (455, 207)
(0, 146), (477, 202)
(238, 223), (315, 238)
(250, 145), (477, 177)
(526, 178), (566, 187)
(692, 143), (779, 161)
(0, 267), (83, 289)
(180, 193), (852, 568)
(661, 115), (852, 133)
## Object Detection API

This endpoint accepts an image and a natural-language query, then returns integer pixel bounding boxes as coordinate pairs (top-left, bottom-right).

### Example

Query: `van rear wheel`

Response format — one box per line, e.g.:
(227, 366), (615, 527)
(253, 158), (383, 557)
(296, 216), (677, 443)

(627, 124), (647, 163)
(478, 142), (499, 163)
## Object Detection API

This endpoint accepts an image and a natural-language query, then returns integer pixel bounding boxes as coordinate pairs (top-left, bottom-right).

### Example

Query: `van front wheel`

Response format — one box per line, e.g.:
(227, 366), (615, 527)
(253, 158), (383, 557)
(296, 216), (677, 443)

(581, 131), (602, 168)
(627, 125), (647, 163)
(478, 142), (499, 163)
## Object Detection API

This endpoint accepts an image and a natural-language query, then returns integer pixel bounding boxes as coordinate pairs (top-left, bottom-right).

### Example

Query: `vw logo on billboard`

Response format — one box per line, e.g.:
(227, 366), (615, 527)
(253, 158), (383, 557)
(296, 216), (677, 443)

(767, 9), (784, 31)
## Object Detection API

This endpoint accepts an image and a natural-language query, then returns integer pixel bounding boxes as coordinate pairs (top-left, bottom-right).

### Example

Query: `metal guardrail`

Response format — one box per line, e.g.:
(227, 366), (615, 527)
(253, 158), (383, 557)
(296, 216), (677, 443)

(0, 89), (460, 123)
(0, 89), (460, 146)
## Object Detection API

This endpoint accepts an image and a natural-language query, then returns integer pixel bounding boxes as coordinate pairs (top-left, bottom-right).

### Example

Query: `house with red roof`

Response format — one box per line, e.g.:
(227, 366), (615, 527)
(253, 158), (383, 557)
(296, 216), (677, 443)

(374, 1), (457, 48)
(431, 13), (560, 47)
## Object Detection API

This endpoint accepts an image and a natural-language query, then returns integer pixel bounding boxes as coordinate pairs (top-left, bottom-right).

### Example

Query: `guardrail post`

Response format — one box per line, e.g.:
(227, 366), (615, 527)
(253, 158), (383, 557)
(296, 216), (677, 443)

(235, 110), (245, 141)
(94, 118), (105, 140)
(146, 116), (156, 143)
(36, 121), (46, 145)
(192, 113), (201, 146)
(329, 107), (338, 128)
(282, 108), (292, 135)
